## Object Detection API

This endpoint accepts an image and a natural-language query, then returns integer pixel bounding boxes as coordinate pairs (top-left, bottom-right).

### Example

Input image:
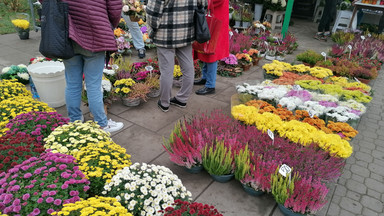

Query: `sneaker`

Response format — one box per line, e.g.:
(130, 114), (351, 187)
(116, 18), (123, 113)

(138, 49), (146, 59)
(314, 33), (326, 41)
(102, 119), (124, 133)
(170, 97), (187, 108)
(81, 115), (84, 123)
(157, 100), (169, 112)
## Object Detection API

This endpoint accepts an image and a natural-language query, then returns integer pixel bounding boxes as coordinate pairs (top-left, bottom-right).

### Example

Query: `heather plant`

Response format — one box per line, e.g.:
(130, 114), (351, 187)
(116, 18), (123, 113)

(202, 140), (235, 176)
(296, 50), (323, 66)
(229, 32), (253, 54)
(74, 141), (132, 196)
(0, 151), (90, 215)
(4, 111), (69, 144)
(234, 144), (250, 181)
(160, 199), (223, 216)
(0, 79), (31, 101)
(284, 177), (329, 214)
(163, 121), (205, 168)
(271, 166), (300, 204)
(0, 131), (44, 172)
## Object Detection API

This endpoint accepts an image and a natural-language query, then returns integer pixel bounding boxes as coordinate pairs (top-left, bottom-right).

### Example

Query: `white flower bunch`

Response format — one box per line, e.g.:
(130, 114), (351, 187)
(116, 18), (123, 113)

(236, 83), (264, 95)
(17, 72), (29, 80)
(310, 92), (339, 102)
(103, 68), (115, 76)
(102, 79), (112, 92)
(338, 100), (366, 114)
(325, 106), (360, 122)
(258, 86), (289, 101)
(103, 163), (192, 216)
(297, 101), (327, 117)
(1, 67), (10, 74)
(279, 96), (303, 111)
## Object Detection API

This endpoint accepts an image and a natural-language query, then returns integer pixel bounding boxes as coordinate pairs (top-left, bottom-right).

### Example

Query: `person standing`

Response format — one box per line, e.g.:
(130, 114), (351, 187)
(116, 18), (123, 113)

(121, 13), (146, 58)
(194, 0), (229, 95)
(146, 0), (201, 112)
(61, 0), (124, 132)
(314, 0), (337, 41)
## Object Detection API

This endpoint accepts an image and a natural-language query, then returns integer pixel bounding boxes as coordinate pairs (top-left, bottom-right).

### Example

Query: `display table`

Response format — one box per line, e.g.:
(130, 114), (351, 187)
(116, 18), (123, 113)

(349, 1), (384, 27)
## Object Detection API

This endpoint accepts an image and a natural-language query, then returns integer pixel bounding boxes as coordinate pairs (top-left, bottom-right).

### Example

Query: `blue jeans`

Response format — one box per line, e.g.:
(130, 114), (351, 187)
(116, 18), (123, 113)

(201, 61), (217, 88)
(121, 13), (145, 50)
(63, 44), (107, 127)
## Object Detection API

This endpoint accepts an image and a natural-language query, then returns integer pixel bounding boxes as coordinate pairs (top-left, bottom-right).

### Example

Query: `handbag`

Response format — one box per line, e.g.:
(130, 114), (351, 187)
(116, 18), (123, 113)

(39, 0), (75, 59)
(192, 0), (222, 55)
(194, 1), (210, 43)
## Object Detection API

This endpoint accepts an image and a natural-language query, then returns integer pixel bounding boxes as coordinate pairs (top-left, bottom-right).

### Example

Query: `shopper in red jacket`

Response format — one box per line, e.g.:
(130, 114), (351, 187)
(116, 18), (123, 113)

(194, 0), (229, 95)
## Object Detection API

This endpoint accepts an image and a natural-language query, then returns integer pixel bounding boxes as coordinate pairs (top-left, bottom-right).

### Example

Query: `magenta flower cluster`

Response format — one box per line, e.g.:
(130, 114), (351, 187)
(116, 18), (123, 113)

(0, 151), (90, 215)
(220, 54), (238, 65)
(5, 111), (69, 144)
(286, 90), (312, 102)
(318, 101), (338, 108)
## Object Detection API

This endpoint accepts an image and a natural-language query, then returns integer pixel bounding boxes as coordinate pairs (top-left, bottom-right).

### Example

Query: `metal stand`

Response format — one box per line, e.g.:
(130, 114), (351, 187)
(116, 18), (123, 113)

(28, 0), (41, 32)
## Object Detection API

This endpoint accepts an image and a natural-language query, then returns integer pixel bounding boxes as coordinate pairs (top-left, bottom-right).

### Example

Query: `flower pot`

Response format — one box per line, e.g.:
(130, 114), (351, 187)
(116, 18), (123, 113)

(252, 57), (261, 66)
(242, 64), (251, 71)
(184, 165), (203, 174)
(210, 173), (234, 183)
(129, 15), (140, 22)
(242, 21), (251, 28)
(277, 203), (306, 216)
(276, 56), (285, 61)
(147, 88), (160, 98)
(356, 77), (371, 84)
(27, 61), (66, 107)
(18, 30), (29, 40)
(234, 21), (241, 27)
(265, 55), (276, 61)
(122, 97), (141, 107)
(242, 184), (265, 196)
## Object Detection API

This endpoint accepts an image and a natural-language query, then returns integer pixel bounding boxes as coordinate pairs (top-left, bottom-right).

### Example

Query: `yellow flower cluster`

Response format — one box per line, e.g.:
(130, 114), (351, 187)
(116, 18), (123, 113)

(11, 19), (30, 30)
(0, 96), (54, 133)
(173, 65), (182, 78)
(231, 104), (353, 158)
(0, 79), (31, 101)
(0, 211), (6, 216)
(52, 196), (132, 216)
(114, 78), (136, 98)
(44, 121), (112, 155)
(309, 67), (333, 79)
(262, 60), (292, 76)
(327, 76), (371, 92)
(290, 64), (311, 73)
(74, 141), (132, 183)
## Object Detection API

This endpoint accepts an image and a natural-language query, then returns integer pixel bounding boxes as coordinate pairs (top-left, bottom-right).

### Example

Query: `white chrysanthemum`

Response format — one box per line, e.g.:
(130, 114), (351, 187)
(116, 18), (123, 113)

(103, 68), (115, 75)
(17, 72), (30, 80)
(102, 79), (112, 92)
(17, 64), (27, 68)
(1, 67), (10, 74)
(279, 97), (303, 111)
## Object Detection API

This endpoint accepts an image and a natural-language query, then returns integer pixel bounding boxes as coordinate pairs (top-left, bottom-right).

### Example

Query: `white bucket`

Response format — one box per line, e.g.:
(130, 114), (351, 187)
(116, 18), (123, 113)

(27, 61), (66, 108)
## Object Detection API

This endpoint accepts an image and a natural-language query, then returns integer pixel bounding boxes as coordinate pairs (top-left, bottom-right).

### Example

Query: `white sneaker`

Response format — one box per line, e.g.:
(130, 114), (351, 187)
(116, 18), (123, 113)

(81, 115), (84, 123)
(102, 119), (124, 133)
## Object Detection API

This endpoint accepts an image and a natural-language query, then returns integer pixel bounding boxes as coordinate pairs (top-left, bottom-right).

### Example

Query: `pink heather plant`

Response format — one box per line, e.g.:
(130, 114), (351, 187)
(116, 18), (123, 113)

(284, 177), (329, 214)
(0, 151), (90, 215)
(5, 111), (69, 144)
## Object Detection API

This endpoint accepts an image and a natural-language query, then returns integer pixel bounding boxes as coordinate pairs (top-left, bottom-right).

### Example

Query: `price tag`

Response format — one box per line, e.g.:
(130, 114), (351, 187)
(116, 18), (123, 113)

(279, 164), (292, 177)
(229, 31), (234, 37)
(347, 45), (352, 50)
(309, 110), (314, 118)
(112, 64), (119, 70)
(354, 77), (361, 83)
(267, 129), (274, 140)
(321, 52), (326, 56)
(145, 66), (153, 72)
(235, 29), (239, 33)
(264, 41), (269, 46)
(368, 33), (371, 37)
(361, 35), (365, 40)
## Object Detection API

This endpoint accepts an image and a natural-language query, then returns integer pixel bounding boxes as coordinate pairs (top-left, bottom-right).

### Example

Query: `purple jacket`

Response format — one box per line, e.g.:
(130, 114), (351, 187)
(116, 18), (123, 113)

(62, 0), (122, 52)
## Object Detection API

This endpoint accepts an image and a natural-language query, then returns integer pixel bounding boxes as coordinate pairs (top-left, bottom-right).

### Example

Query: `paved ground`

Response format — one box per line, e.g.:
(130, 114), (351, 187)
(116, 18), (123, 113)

(1, 18), (383, 216)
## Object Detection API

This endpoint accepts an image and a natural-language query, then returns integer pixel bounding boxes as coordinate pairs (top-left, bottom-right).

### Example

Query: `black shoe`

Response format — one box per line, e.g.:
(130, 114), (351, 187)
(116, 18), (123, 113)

(138, 49), (146, 59)
(170, 97), (187, 108)
(195, 87), (215, 95)
(194, 79), (206, 85)
(157, 100), (169, 112)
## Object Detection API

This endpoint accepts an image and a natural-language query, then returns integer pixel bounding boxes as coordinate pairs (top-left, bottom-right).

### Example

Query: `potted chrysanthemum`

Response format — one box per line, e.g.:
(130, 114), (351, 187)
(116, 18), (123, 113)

(1, 64), (30, 84)
(102, 162), (192, 215)
(11, 15), (30, 40)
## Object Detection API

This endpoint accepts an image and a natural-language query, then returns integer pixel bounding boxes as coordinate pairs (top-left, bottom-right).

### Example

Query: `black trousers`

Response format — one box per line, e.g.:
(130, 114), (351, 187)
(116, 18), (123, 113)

(318, 0), (337, 32)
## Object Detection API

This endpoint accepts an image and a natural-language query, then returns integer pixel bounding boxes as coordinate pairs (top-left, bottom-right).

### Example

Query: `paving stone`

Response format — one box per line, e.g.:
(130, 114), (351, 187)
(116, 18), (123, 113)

(370, 173), (383, 182)
(334, 185), (347, 197)
(368, 189), (382, 200)
(351, 173), (366, 183)
(340, 197), (363, 214)
(356, 160), (369, 169)
(346, 179), (367, 194)
(376, 146), (384, 152)
(359, 147), (372, 155)
(339, 209), (359, 216)
(346, 190), (361, 202)
(368, 163), (384, 175)
(374, 158), (384, 167)
(361, 195), (383, 212)
(362, 207), (379, 216)
(326, 203), (340, 216)
(351, 164), (370, 177)
(372, 151), (384, 160)
(331, 194), (342, 203)
(359, 140), (376, 150)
